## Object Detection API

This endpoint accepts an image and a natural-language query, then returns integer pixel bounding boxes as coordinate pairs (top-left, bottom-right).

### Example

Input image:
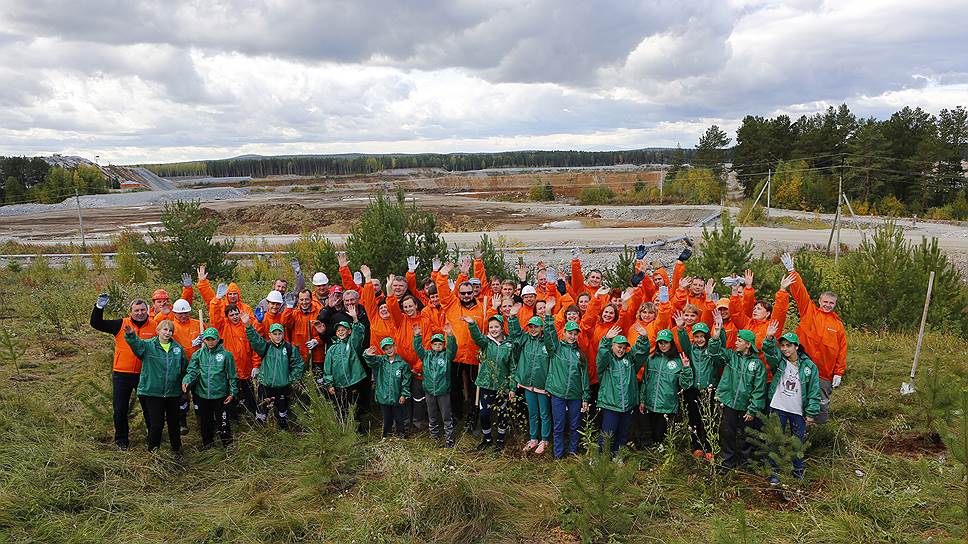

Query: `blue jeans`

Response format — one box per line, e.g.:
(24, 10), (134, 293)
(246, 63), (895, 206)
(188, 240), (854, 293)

(771, 408), (807, 477)
(551, 396), (582, 458)
(599, 408), (634, 455)
(524, 389), (552, 441)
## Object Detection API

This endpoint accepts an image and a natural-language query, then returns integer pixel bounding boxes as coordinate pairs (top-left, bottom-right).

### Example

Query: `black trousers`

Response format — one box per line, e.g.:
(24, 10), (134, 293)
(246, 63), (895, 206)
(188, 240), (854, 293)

(644, 411), (671, 444)
(331, 381), (364, 426)
(257, 385), (291, 429)
(381, 403), (407, 437)
(451, 362), (479, 427)
(720, 405), (753, 469)
(685, 387), (713, 451)
(111, 371), (141, 448)
(230, 379), (257, 419)
(141, 396), (181, 452)
(196, 396), (232, 447)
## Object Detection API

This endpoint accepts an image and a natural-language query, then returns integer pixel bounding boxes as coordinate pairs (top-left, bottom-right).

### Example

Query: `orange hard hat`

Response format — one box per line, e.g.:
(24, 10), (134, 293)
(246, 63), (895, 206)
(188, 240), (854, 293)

(151, 289), (170, 301)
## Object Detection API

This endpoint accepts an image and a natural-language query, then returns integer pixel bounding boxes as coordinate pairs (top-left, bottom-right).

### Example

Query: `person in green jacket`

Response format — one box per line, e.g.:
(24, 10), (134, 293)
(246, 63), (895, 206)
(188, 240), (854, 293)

(318, 306), (367, 424)
(762, 320), (821, 483)
(543, 299), (590, 459)
(463, 315), (515, 452)
(597, 325), (649, 456)
(684, 321), (718, 455)
(636, 325), (694, 446)
(364, 338), (412, 439)
(708, 312), (767, 471)
(124, 319), (188, 453)
(413, 323), (458, 447)
(242, 314), (305, 430)
(182, 327), (238, 449)
(508, 304), (552, 455)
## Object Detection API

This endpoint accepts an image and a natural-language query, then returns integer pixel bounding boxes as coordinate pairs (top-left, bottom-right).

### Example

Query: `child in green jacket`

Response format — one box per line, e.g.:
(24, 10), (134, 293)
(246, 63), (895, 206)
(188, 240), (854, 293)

(685, 321), (718, 455)
(364, 338), (412, 439)
(762, 321), (822, 482)
(182, 327), (238, 449)
(543, 299), (590, 459)
(708, 313), (767, 471)
(319, 309), (367, 423)
(636, 324), (694, 446)
(508, 305), (552, 455)
(596, 326), (650, 456)
(464, 315), (515, 452)
(243, 314), (305, 430)
(124, 319), (188, 453)
(413, 323), (458, 447)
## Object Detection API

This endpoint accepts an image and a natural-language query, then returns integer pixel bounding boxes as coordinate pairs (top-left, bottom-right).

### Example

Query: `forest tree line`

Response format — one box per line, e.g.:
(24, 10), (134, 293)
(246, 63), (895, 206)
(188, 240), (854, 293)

(0, 157), (115, 205)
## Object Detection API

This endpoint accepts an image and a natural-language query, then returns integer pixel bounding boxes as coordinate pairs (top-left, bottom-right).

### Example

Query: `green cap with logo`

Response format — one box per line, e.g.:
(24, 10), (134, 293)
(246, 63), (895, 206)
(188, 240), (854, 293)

(656, 329), (674, 342)
(379, 337), (395, 349)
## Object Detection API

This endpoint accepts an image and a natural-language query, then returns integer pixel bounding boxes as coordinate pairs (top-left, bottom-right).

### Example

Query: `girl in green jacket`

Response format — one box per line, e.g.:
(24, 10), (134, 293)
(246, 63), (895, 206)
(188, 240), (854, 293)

(508, 303), (552, 455)
(543, 299), (590, 459)
(413, 323), (458, 447)
(182, 327), (238, 449)
(684, 321), (718, 455)
(762, 320), (822, 482)
(242, 313), (305, 430)
(318, 307), (367, 424)
(636, 324), (694, 447)
(364, 338), (412, 439)
(464, 315), (515, 452)
(596, 326), (650, 456)
(124, 319), (188, 453)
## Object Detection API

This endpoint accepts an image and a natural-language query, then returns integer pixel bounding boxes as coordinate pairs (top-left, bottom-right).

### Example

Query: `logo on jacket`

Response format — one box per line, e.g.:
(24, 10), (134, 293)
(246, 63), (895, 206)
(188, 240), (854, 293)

(215, 354), (224, 362)
(804, 368), (811, 376)
(395, 369), (402, 377)
(747, 361), (757, 371)
(667, 361), (677, 370)
(173, 347), (181, 355)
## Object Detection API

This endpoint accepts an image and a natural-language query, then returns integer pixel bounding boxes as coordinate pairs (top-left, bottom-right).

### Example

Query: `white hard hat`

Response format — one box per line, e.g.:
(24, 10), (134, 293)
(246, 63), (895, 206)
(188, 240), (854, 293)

(312, 272), (329, 286)
(266, 290), (284, 304)
(172, 299), (192, 313)
(521, 285), (537, 296)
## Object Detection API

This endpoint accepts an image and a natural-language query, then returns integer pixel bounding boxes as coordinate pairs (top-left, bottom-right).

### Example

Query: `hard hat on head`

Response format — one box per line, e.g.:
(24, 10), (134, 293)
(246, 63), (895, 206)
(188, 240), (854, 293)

(312, 272), (329, 286)
(266, 291), (284, 304)
(172, 299), (192, 313)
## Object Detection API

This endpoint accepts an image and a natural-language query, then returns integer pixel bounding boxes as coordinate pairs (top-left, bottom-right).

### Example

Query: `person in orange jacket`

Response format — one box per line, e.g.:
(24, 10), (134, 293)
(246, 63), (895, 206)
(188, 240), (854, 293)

(715, 298), (739, 349)
(208, 301), (256, 418)
(147, 273), (195, 318)
(781, 252), (847, 424)
(387, 293), (431, 430)
(570, 248), (605, 298)
(580, 286), (639, 410)
(152, 298), (205, 435)
(729, 272), (794, 381)
(286, 289), (324, 372)
(90, 294), (157, 449)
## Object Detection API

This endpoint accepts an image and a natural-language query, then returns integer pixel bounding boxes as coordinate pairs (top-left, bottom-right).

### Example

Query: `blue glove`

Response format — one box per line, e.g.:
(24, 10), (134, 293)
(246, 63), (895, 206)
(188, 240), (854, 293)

(658, 286), (669, 303)
(678, 247), (692, 262)
(546, 268), (557, 283)
(635, 244), (647, 260)
(254, 307), (265, 323)
(95, 294), (110, 309)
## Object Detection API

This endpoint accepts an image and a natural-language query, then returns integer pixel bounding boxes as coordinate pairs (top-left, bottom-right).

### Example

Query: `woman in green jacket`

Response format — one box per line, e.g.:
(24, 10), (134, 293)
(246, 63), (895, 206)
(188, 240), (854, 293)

(124, 319), (188, 453)
(684, 321), (718, 455)
(364, 338), (413, 439)
(596, 325), (649, 456)
(318, 306), (367, 424)
(708, 313), (767, 471)
(182, 327), (238, 448)
(543, 299), (590, 459)
(508, 303), (552, 455)
(464, 315), (515, 452)
(242, 314), (305, 430)
(762, 320), (821, 482)
(413, 323), (458, 447)
(635, 324), (694, 447)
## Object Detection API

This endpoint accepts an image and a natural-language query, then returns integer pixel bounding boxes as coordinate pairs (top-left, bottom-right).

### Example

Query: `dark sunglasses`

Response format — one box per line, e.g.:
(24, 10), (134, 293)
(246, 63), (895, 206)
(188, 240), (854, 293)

(458, 291), (474, 295)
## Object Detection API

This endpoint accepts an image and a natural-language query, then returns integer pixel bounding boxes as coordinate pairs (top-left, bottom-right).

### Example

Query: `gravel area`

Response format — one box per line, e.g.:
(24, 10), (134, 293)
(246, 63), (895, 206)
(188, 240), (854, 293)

(0, 187), (250, 217)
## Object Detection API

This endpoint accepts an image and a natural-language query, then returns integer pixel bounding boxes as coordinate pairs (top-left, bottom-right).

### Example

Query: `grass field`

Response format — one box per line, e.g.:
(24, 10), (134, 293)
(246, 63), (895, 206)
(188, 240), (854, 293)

(0, 264), (965, 543)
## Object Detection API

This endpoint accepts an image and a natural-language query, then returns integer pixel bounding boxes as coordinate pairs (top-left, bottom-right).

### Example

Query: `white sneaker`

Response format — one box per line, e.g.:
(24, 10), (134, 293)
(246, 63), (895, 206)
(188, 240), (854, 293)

(523, 439), (539, 452)
(534, 441), (548, 455)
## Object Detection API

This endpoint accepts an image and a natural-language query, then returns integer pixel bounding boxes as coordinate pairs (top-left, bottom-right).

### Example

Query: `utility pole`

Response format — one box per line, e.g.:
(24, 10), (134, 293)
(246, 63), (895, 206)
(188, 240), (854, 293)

(75, 188), (86, 250)
(659, 168), (664, 203)
(835, 171), (843, 264)
(765, 169), (771, 219)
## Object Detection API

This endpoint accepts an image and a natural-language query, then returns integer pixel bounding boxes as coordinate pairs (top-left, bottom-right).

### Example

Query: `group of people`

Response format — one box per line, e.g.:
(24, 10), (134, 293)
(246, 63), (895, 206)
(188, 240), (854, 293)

(91, 243), (847, 482)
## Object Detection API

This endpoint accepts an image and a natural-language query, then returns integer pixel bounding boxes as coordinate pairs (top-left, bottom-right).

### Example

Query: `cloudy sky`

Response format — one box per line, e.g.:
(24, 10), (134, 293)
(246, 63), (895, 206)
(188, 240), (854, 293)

(1, 0), (966, 164)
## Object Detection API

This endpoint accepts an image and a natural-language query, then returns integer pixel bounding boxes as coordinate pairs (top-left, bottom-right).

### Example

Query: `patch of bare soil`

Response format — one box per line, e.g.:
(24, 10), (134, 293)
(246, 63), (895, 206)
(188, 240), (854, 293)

(880, 431), (947, 457)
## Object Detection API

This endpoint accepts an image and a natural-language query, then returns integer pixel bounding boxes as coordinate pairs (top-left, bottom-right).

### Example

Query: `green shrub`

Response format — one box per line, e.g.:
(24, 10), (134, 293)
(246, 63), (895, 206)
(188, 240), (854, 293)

(878, 195), (906, 217)
(578, 186), (614, 205)
(113, 240), (147, 284)
(139, 200), (236, 282)
(737, 200), (766, 225)
(560, 435), (636, 543)
(527, 183), (555, 201)
(288, 233), (341, 282)
(475, 233), (513, 281)
(602, 246), (635, 288)
(689, 213), (754, 280)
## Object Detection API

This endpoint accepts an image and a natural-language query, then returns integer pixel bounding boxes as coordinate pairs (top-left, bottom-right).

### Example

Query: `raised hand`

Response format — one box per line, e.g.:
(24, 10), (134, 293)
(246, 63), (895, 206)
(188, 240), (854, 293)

(680, 352), (691, 368)
(545, 297), (556, 313)
(744, 269), (754, 288)
(705, 278), (715, 298)
(571, 247), (580, 258)
(510, 302), (522, 316)
(443, 322), (453, 335)
(780, 252), (795, 272)
(596, 286), (611, 297)
(766, 319), (779, 338)
(459, 256), (471, 275)
(474, 248), (482, 260)
(621, 287), (635, 303)
(215, 283), (228, 299)
(546, 267), (557, 283)
(312, 320), (326, 334)
(123, 324), (134, 335)
(439, 262), (454, 276)
(345, 304), (357, 320)
(460, 316), (475, 324)
(673, 310), (685, 328)
(284, 292), (296, 309)
(658, 286), (669, 303)
(517, 263), (527, 281)
(407, 256), (418, 273)
(181, 272), (192, 288)
(197, 265), (208, 282)
(364, 347), (376, 356)
(491, 296), (501, 310)
(633, 323), (647, 336)
(678, 246), (692, 262)
(337, 252), (349, 268)
(635, 244), (647, 260)
(412, 324), (422, 335)
(678, 276), (692, 290)
(432, 258), (442, 272)
(359, 264), (371, 281)
(779, 273), (797, 291)
(290, 257), (301, 274)
(95, 293), (110, 309)
(606, 325), (622, 339)
(240, 311), (250, 324)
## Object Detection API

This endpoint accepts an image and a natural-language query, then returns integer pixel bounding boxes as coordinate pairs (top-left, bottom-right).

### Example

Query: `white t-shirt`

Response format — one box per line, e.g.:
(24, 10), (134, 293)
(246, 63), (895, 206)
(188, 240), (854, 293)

(769, 360), (803, 415)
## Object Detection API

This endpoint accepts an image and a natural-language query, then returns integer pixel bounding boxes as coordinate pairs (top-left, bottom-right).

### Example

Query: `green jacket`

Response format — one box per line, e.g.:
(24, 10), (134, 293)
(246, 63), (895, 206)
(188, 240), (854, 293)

(508, 316), (550, 390)
(413, 333), (457, 397)
(468, 322), (514, 392)
(363, 354), (412, 405)
(596, 336), (649, 413)
(762, 338), (822, 418)
(125, 333), (188, 398)
(638, 328), (694, 414)
(687, 343), (720, 390)
(709, 337), (767, 416)
(183, 341), (239, 400)
(543, 320), (590, 402)
(246, 324), (305, 388)
(321, 323), (367, 389)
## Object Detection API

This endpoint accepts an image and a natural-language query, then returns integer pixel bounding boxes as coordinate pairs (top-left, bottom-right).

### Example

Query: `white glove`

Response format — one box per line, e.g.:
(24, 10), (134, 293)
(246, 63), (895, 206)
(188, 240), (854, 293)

(306, 339), (319, 350)
(658, 286), (669, 303)
(181, 272), (192, 288)
(546, 268), (557, 283)
(571, 247), (580, 258)
(251, 367), (260, 379)
(407, 256), (418, 273)
(432, 258), (441, 272)
(191, 336), (202, 348)
(711, 292), (720, 302)
(216, 283), (228, 299)
(780, 253), (795, 272)
(95, 293), (110, 309)
(832, 375), (842, 388)
(290, 257), (301, 274)
(284, 292), (296, 309)
(353, 272), (363, 286)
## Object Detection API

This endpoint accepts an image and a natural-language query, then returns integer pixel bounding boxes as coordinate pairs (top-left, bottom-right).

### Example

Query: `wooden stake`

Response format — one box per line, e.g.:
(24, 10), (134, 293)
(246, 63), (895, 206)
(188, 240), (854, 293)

(908, 271), (935, 384)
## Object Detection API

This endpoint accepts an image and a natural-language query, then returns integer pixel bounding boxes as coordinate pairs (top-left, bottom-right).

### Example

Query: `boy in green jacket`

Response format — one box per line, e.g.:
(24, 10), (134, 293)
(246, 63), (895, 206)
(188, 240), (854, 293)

(364, 338), (412, 439)
(319, 307), (367, 424)
(636, 325), (694, 446)
(685, 321), (718, 455)
(543, 299), (590, 459)
(597, 326), (650, 456)
(762, 321), (821, 482)
(124, 319), (188, 453)
(464, 315), (515, 452)
(508, 305), (552, 455)
(413, 323), (458, 447)
(182, 327), (238, 449)
(242, 314), (305, 430)
(708, 313), (767, 471)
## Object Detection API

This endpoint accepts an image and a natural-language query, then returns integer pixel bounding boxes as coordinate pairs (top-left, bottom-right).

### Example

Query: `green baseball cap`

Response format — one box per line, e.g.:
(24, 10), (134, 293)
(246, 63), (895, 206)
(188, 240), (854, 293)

(656, 329), (674, 342)
(489, 315), (504, 325)
(737, 329), (759, 352)
(612, 335), (630, 346)
(692, 323), (710, 336)
(564, 321), (580, 332)
(527, 316), (543, 327)
(268, 323), (284, 334)
(379, 337), (395, 349)
(779, 332), (800, 345)
(337, 321), (351, 330)
(202, 327), (219, 340)
(430, 333), (445, 343)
